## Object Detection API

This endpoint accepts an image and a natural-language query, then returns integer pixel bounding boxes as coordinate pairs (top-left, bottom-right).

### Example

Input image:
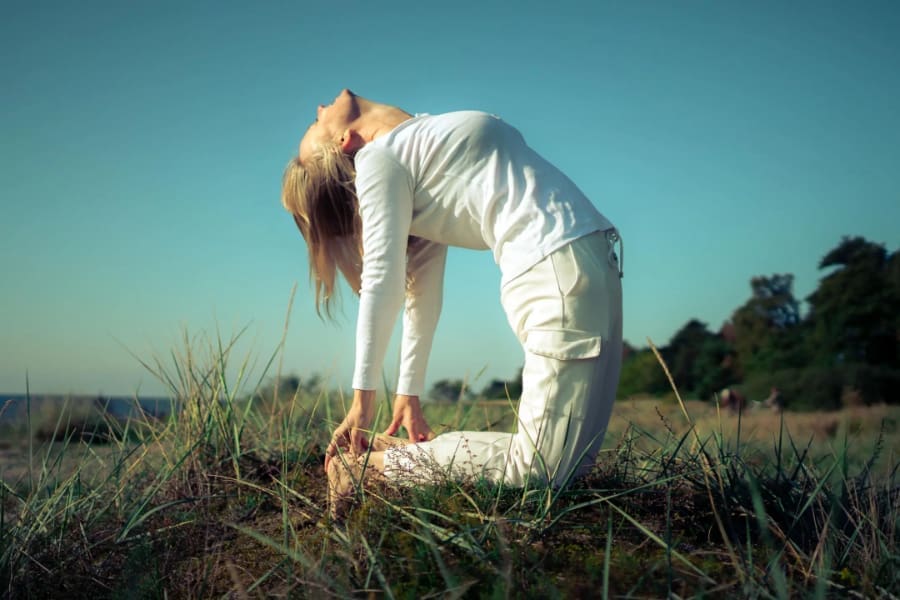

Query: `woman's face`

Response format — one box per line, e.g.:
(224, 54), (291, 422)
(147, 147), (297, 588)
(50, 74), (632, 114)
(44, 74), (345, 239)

(299, 89), (360, 164)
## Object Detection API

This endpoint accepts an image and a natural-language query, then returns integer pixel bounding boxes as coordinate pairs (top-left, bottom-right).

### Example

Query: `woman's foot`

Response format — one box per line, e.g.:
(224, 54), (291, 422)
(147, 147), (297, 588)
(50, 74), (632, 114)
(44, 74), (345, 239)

(370, 433), (410, 451)
(325, 435), (409, 520)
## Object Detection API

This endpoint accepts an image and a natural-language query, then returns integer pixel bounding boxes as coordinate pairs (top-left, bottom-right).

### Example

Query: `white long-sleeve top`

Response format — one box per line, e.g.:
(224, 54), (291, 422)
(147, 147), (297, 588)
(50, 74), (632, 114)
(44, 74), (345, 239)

(351, 111), (614, 395)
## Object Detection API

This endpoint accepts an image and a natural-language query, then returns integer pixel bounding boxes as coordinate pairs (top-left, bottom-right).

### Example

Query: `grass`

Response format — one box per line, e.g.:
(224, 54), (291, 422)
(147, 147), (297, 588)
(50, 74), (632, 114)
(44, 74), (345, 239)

(1, 332), (898, 598)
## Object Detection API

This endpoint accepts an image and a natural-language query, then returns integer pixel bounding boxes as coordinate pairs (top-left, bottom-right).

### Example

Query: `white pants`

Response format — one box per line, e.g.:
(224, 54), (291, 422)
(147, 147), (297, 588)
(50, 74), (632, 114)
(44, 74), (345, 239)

(385, 230), (623, 487)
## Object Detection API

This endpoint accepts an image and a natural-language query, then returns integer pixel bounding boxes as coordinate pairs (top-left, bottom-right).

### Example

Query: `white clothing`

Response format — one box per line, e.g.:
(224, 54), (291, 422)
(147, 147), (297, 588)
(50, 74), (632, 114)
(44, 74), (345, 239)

(384, 230), (624, 487)
(352, 111), (613, 395)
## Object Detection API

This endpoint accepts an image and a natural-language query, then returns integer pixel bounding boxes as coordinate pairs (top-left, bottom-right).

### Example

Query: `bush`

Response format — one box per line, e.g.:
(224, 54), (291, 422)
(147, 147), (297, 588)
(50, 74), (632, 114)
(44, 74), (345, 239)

(428, 379), (472, 402)
(480, 368), (523, 400)
(742, 367), (843, 411)
(741, 364), (900, 411)
(617, 350), (669, 398)
(33, 417), (126, 444)
(843, 364), (900, 405)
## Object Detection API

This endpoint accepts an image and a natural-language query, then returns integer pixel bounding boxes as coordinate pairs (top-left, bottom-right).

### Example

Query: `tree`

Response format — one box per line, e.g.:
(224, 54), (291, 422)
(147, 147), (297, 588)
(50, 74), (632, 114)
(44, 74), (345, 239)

(261, 373), (324, 400)
(480, 367), (523, 399)
(731, 274), (805, 376)
(428, 379), (472, 402)
(663, 319), (715, 394)
(889, 250), (900, 338)
(887, 250), (900, 299)
(617, 348), (670, 397)
(692, 334), (738, 400)
(807, 237), (899, 367)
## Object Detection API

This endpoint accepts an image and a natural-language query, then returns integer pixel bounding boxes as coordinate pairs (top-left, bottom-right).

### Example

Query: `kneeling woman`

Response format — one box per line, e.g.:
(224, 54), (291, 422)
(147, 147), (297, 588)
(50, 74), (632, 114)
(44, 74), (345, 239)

(282, 89), (623, 511)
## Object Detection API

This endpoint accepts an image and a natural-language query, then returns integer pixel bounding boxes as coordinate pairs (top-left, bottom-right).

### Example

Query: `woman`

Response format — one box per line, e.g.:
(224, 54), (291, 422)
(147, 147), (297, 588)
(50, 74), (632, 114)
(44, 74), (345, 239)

(282, 89), (623, 514)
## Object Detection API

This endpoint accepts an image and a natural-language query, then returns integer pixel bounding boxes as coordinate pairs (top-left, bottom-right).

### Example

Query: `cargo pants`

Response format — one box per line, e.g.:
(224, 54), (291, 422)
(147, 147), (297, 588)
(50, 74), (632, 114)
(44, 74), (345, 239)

(384, 229), (623, 487)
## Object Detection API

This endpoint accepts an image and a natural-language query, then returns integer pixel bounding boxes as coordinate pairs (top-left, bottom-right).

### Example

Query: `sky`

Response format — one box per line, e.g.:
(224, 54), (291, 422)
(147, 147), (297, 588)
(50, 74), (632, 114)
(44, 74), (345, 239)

(1, 0), (898, 397)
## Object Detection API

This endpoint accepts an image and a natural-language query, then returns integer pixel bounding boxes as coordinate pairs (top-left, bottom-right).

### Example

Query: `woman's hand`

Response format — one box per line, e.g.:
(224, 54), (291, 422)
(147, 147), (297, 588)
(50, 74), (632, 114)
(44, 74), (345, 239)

(325, 389), (376, 471)
(384, 394), (435, 443)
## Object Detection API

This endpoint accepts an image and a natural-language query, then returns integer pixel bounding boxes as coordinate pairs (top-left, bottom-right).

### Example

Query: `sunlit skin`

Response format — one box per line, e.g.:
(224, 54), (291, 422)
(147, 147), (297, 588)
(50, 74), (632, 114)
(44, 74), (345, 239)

(305, 90), (434, 471)
(298, 88), (413, 165)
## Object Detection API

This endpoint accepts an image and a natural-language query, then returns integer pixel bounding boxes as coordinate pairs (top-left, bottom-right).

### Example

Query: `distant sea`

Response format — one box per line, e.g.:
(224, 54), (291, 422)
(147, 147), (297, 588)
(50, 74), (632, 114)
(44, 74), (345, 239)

(0, 394), (176, 425)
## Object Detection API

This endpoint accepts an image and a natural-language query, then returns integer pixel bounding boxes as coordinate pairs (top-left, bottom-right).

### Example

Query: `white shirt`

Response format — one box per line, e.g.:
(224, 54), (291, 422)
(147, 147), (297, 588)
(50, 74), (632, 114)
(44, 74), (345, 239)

(351, 111), (614, 395)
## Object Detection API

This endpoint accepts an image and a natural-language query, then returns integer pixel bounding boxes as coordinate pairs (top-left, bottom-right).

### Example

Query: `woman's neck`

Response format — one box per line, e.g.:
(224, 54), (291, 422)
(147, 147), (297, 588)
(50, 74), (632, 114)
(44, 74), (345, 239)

(353, 98), (413, 143)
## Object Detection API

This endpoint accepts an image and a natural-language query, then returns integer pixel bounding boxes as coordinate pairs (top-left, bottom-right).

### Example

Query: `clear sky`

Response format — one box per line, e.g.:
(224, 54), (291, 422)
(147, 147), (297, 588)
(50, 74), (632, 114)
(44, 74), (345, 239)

(2, 1), (898, 396)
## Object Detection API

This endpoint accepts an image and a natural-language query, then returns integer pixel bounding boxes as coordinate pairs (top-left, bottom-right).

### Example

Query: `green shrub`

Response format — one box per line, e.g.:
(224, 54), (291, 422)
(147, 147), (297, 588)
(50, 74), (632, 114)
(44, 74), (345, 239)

(741, 364), (900, 411)
(742, 367), (843, 411)
(618, 349), (669, 398)
(842, 364), (900, 405)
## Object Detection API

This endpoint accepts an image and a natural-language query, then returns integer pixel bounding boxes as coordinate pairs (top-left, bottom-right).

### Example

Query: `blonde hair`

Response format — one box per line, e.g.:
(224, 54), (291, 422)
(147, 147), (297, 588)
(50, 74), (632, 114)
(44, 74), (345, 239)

(282, 144), (438, 317)
(282, 145), (361, 316)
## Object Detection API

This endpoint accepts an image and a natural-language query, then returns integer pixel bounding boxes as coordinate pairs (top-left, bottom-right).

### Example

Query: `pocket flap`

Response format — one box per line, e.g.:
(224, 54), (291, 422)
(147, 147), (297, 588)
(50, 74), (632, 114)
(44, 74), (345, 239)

(523, 328), (602, 360)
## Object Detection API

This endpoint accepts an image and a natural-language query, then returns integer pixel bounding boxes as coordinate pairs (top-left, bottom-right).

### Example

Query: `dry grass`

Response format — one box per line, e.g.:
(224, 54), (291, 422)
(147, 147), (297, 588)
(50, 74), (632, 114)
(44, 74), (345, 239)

(2, 334), (898, 598)
(614, 398), (898, 480)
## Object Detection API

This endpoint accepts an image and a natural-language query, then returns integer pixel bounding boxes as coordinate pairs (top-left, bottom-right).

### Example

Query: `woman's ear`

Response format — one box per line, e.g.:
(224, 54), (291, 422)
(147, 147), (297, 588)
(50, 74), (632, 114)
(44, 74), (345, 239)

(340, 129), (365, 154)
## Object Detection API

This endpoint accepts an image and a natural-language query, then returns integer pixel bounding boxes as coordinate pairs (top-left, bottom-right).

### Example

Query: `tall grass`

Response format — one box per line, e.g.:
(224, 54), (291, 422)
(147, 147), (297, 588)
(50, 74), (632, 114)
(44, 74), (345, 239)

(1, 333), (898, 598)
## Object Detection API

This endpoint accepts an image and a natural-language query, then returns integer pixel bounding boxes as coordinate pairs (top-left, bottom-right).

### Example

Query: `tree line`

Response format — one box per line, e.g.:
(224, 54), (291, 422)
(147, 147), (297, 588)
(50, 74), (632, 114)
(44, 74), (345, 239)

(430, 236), (899, 411)
(617, 236), (900, 410)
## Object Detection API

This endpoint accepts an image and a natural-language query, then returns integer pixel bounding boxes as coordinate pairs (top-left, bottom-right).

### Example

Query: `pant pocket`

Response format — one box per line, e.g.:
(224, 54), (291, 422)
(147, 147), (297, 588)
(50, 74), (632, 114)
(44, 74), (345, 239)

(549, 243), (584, 296)
(523, 327), (602, 360)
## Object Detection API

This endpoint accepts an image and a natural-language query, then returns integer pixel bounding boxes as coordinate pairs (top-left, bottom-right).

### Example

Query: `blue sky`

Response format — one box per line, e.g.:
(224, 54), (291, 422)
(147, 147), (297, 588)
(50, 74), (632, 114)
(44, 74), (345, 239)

(2, 1), (898, 396)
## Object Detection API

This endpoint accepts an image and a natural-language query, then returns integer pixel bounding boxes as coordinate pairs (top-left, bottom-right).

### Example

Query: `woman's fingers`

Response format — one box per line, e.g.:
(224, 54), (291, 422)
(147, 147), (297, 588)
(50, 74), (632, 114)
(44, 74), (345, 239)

(383, 417), (400, 437)
(407, 421), (434, 443)
(351, 428), (370, 453)
(324, 425), (370, 472)
(324, 424), (351, 469)
(326, 431), (342, 457)
(324, 436), (340, 471)
(324, 399), (378, 470)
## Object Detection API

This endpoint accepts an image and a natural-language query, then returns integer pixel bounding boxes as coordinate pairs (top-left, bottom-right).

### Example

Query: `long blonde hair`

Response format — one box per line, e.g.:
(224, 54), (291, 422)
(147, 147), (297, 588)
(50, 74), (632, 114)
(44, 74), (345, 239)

(282, 145), (361, 316)
(282, 144), (437, 317)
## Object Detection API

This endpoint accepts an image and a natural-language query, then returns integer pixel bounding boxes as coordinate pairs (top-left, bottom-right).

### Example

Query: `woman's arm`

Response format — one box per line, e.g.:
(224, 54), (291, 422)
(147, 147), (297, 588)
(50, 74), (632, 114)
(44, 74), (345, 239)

(383, 242), (447, 441)
(397, 242), (448, 397)
(351, 147), (415, 392)
(325, 146), (413, 465)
